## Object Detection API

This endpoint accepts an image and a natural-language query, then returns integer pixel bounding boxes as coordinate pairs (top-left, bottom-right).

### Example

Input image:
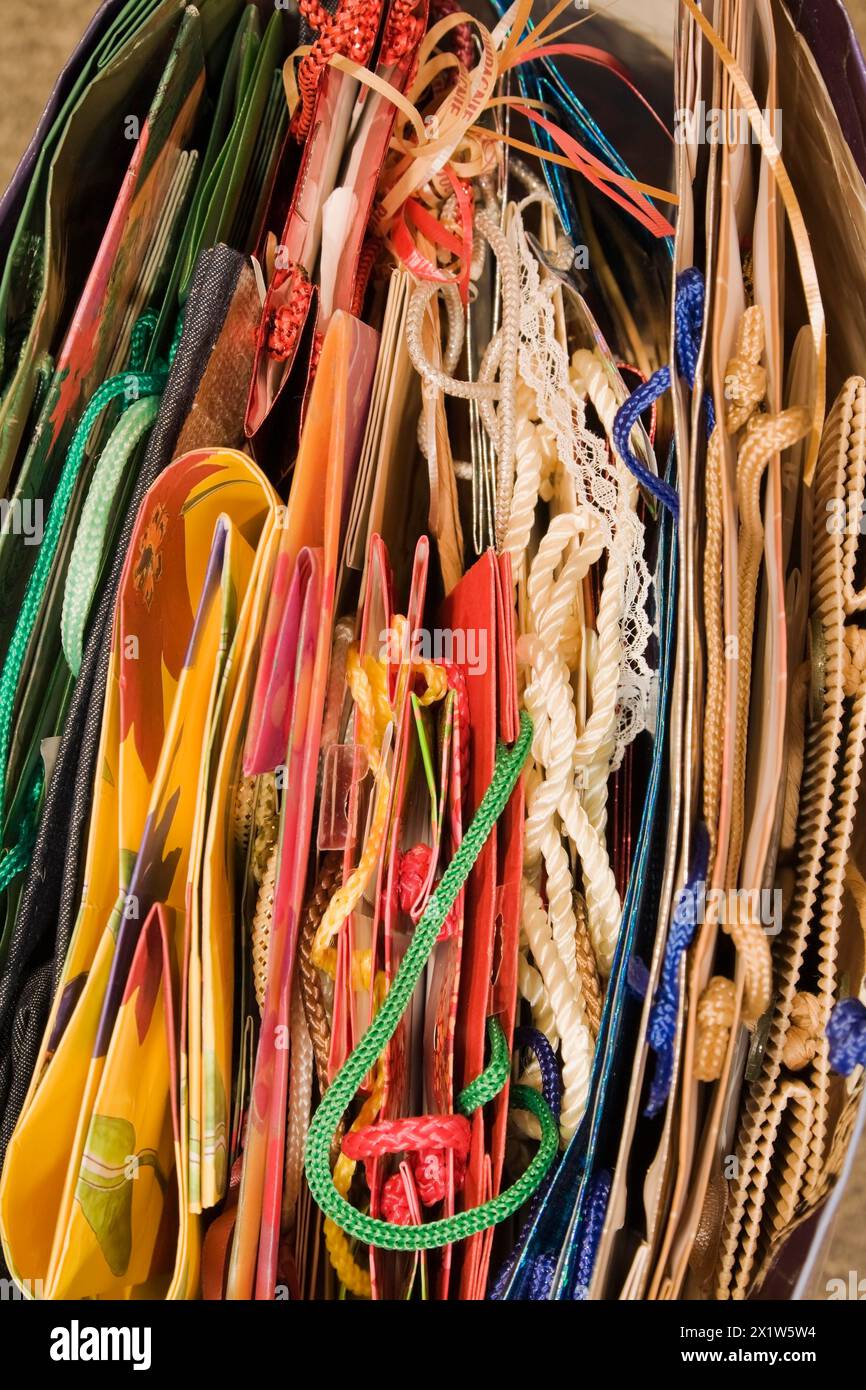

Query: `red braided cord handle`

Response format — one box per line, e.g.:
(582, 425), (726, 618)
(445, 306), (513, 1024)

(293, 0), (383, 140)
(342, 1113), (470, 1160)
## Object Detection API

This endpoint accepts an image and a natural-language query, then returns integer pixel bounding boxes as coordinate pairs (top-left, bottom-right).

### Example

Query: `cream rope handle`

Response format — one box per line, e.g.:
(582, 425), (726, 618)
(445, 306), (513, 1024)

(518, 519), (611, 1139)
(520, 634), (621, 973)
(526, 511), (604, 645)
(557, 780), (622, 976)
(515, 411), (626, 1138)
(522, 881), (593, 1141)
(495, 221), (646, 1137)
(517, 948), (560, 1051)
(521, 512), (621, 968)
(572, 544), (624, 770)
(520, 638), (583, 993)
(523, 515), (601, 846)
(502, 403), (557, 570)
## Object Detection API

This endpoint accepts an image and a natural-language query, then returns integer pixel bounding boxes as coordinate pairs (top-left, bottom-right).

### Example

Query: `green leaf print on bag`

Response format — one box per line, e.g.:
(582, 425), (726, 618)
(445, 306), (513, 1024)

(76, 1113), (166, 1276)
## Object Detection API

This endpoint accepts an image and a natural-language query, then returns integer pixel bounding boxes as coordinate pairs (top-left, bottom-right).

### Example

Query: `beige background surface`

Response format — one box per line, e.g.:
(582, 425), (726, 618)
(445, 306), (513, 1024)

(0, 0), (864, 1297)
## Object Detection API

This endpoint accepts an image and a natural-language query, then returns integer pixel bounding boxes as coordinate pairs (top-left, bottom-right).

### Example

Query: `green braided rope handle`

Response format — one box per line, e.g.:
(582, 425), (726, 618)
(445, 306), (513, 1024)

(0, 313), (178, 885)
(457, 1014), (511, 1114)
(61, 393), (161, 676)
(0, 763), (44, 894)
(304, 710), (559, 1251)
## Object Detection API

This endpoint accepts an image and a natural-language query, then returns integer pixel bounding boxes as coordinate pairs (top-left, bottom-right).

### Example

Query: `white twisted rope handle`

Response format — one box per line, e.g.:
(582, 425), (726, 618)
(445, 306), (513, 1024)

(517, 518), (622, 1138)
(522, 881), (594, 1141)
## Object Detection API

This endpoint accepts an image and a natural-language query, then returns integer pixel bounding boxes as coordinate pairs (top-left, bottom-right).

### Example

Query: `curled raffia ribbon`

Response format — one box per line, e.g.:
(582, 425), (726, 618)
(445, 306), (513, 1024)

(282, 0), (676, 301)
